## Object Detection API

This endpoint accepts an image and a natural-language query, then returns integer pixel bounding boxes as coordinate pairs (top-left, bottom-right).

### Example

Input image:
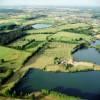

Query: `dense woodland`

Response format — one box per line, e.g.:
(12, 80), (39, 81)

(0, 30), (26, 45)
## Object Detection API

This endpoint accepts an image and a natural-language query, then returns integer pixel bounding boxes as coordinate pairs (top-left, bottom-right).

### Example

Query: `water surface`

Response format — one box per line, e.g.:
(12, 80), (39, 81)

(73, 40), (100, 65)
(32, 24), (52, 29)
(14, 69), (100, 99)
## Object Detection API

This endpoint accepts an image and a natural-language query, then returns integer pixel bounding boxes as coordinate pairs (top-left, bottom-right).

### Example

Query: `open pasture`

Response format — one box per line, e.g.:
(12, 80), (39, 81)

(25, 42), (76, 69)
(0, 46), (30, 70)
(49, 31), (92, 43)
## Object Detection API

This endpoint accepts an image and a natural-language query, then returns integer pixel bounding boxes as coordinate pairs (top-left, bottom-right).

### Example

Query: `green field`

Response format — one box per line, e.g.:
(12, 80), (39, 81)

(0, 46), (30, 85)
(24, 34), (51, 41)
(0, 46), (30, 70)
(0, 7), (100, 100)
(49, 31), (92, 43)
(9, 34), (50, 51)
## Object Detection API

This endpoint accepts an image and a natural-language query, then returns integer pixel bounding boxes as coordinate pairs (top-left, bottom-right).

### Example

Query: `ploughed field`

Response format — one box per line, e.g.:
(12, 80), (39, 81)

(0, 10), (100, 100)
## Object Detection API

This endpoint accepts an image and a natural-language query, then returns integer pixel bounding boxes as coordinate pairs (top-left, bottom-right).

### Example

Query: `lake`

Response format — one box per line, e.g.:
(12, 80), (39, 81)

(13, 69), (100, 100)
(73, 40), (100, 65)
(32, 24), (52, 29)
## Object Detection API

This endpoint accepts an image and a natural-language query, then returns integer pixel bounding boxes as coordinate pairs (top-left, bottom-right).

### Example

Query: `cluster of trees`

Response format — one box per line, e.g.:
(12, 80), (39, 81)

(72, 42), (89, 54)
(19, 25), (33, 31)
(14, 39), (35, 50)
(46, 37), (54, 42)
(0, 67), (6, 73)
(22, 42), (47, 65)
(0, 59), (5, 64)
(0, 23), (18, 31)
(26, 15), (47, 20)
(0, 30), (26, 45)
(0, 23), (34, 45)
(54, 57), (73, 69)
(54, 57), (62, 65)
(0, 69), (14, 85)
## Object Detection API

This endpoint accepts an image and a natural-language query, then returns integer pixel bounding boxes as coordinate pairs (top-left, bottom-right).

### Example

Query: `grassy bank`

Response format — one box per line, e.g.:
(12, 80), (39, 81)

(31, 89), (80, 100)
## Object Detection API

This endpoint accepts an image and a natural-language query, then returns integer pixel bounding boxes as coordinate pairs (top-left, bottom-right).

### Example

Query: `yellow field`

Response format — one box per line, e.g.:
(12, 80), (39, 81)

(25, 42), (76, 69)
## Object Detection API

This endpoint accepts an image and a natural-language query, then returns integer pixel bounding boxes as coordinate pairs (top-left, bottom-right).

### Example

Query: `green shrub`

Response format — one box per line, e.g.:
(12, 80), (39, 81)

(0, 59), (5, 64)
(41, 89), (49, 95)
(66, 64), (73, 69)
(54, 57), (61, 64)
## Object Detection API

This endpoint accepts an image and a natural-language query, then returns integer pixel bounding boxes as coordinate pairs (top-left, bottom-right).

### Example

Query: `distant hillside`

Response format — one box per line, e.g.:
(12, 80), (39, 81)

(0, 8), (23, 13)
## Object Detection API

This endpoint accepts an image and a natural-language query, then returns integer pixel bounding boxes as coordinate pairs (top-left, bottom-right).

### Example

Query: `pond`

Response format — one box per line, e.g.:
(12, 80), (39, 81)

(73, 40), (100, 65)
(32, 24), (52, 29)
(13, 69), (100, 100)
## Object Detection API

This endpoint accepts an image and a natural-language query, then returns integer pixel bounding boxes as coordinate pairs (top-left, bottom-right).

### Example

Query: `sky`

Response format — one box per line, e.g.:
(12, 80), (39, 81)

(0, 0), (100, 7)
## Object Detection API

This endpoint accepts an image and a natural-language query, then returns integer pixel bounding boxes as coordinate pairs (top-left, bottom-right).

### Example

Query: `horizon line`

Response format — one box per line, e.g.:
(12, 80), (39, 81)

(0, 5), (100, 7)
